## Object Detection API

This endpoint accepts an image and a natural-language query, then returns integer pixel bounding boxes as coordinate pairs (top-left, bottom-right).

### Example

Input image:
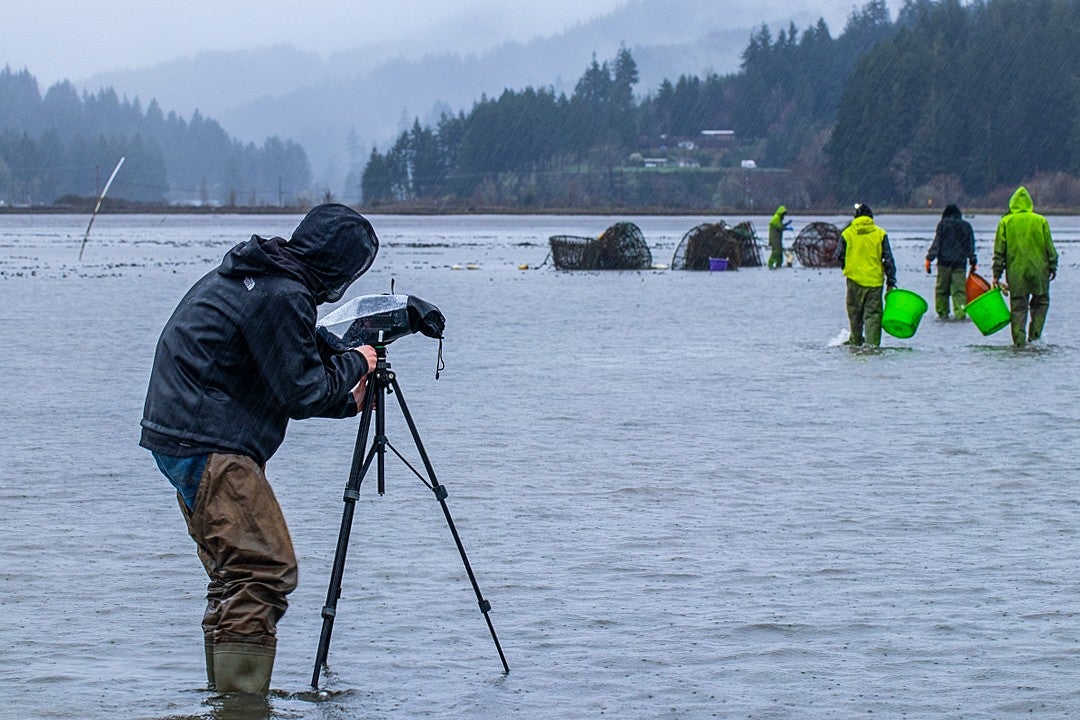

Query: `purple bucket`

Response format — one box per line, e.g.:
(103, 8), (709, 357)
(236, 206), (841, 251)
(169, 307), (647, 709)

(709, 257), (728, 271)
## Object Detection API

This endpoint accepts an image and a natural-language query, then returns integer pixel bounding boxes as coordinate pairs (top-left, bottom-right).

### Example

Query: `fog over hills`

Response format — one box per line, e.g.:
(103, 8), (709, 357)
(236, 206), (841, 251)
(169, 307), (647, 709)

(79, 0), (855, 197)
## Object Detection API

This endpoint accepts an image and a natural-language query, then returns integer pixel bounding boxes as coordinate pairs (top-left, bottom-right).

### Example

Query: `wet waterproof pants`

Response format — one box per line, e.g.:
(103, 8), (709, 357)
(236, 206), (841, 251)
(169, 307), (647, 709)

(845, 278), (883, 346)
(768, 247), (783, 269)
(177, 453), (298, 651)
(1008, 292), (1050, 346)
(935, 265), (967, 319)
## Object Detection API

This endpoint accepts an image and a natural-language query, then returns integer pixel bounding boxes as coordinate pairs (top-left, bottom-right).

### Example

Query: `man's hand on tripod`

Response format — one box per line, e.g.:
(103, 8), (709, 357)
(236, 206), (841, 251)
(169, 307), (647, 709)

(350, 375), (369, 412)
(353, 344), (377, 373)
(350, 345), (377, 412)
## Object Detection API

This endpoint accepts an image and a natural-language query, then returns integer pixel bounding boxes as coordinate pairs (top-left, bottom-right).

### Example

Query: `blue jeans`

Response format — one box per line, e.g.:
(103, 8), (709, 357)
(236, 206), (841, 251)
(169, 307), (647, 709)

(152, 452), (208, 510)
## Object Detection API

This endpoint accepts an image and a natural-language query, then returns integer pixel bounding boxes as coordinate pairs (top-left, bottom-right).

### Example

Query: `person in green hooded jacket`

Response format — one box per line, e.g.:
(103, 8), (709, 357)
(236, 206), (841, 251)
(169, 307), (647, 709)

(767, 205), (792, 269)
(992, 186), (1058, 346)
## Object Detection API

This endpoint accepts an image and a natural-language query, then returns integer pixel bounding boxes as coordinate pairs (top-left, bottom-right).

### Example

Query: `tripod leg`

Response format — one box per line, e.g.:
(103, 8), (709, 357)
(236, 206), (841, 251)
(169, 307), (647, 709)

(388, 376), (510, 674)
(376, 372), (387, 496)
(311, 378), (380, 689)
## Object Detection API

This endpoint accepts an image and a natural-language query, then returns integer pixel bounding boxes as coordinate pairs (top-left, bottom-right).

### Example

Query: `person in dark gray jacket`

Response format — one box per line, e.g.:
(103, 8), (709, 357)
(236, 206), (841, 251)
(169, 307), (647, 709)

(925, 203), (977, 319)
(140, 204), (379, 694)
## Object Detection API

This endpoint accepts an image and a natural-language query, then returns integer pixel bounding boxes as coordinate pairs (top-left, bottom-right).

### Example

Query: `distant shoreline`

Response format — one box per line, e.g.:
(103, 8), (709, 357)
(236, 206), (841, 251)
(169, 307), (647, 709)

(2, 203), (1071, 216)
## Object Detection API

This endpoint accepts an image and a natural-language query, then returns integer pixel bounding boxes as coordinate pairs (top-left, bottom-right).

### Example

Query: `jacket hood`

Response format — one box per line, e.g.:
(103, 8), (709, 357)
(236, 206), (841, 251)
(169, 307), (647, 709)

(217, 234), (315, 287)
(1009, 186), (1034, 214)
(218, 204), (379, 303)
(942, 203), (962, 219)
(286, 204), (379, 303)
(771, 205), (787, 221)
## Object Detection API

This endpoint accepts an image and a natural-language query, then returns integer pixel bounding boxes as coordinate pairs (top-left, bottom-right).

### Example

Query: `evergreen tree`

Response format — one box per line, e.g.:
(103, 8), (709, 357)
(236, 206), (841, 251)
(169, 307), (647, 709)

(361, 147), (392, 204)
(611, 45), (640, 146)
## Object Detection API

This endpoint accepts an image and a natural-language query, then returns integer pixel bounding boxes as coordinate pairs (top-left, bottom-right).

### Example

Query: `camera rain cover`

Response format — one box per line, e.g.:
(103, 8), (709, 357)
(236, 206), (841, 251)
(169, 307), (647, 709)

(318, 294), (445, 346)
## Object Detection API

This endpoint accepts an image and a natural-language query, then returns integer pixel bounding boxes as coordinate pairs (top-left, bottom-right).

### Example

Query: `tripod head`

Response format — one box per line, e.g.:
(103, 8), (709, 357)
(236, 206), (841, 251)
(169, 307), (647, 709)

(372, 331), (389, 363)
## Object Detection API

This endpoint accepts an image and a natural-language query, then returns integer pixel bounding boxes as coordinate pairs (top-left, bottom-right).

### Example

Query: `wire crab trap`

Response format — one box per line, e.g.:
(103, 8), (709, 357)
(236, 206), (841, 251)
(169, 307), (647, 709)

(792, 222), (842, 268)
(728, 221), (763, 268)
(671, 222), (740, 270)
(671, 221), (762, 270)
(549, 222), (652, 270)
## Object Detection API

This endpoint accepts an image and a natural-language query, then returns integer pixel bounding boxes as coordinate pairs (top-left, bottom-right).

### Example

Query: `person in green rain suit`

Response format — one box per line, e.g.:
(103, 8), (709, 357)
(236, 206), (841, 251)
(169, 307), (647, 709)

(836, 203), (897, 346)
(767, 205), (791, 269)
(992, 186), (1058, 346)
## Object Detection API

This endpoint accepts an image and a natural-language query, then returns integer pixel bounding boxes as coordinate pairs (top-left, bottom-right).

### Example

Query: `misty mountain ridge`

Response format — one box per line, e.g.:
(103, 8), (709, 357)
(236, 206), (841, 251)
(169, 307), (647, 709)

(77, 0), (852, 195)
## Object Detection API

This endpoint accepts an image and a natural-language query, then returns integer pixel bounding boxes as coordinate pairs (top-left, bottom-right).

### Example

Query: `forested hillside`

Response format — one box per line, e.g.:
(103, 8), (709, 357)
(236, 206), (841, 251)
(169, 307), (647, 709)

(0, 67), (311, 206)
(362, 0), (1080, 210)
(829, 0), (1080, 204)
(358, 0), (895, 208)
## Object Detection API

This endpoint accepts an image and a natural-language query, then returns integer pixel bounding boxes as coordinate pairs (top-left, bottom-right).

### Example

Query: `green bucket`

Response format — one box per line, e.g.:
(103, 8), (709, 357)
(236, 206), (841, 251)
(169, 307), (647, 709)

(881, 288), (928, 338)
(966, 286), (1010, 336)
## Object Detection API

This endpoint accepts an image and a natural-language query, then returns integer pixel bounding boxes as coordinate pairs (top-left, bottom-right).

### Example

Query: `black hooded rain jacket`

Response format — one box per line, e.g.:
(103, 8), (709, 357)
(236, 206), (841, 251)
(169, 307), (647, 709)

(927, 204), (977, 269)
(140, 204), (379, 465)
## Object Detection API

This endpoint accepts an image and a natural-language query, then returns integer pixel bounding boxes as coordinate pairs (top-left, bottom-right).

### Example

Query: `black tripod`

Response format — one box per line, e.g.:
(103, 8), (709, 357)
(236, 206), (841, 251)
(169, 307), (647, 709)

(311, 342), (509, 689)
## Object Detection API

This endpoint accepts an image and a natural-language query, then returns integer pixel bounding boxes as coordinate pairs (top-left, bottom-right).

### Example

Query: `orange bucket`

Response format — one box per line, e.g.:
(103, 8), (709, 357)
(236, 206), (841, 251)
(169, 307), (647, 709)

(966, 271), (991, 303)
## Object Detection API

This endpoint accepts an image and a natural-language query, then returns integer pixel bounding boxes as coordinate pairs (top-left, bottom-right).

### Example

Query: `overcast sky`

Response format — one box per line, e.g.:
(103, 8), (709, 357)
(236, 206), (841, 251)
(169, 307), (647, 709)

(3, 0), (626, 85)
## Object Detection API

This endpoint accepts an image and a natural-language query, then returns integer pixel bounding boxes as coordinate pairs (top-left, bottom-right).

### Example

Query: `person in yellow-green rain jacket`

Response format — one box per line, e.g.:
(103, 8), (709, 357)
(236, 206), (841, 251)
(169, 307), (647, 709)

(992, 186), (1058, 346)
(767, 205), (792, 269)
(835, 203), (897, 346)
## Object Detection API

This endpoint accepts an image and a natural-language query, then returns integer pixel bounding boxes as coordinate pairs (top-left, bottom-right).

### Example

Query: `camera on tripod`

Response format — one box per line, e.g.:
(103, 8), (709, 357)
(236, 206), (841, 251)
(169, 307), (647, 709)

(318, 293), (445, 347)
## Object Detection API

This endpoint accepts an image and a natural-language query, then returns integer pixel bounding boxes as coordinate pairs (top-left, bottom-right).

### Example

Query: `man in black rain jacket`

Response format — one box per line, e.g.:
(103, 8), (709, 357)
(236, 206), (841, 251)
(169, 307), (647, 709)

(140, 204), (379, 694)
(925, 203), (977, 319)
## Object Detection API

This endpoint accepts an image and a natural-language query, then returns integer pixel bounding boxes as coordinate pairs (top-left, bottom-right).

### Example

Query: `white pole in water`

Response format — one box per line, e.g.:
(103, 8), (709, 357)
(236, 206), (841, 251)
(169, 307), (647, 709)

(78, 156), (125, 261)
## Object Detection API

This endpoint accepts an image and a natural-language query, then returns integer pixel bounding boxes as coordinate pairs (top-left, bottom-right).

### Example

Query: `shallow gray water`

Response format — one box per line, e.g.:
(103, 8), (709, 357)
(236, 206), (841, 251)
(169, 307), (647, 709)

(1, 212), (1078, 719)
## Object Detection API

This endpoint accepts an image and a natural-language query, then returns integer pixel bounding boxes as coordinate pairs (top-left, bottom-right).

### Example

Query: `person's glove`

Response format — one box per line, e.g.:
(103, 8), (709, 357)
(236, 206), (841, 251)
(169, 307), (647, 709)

(970, 262), (977, 274)
(1049, 269), (1057, 281)
(925, 259), (932, 274)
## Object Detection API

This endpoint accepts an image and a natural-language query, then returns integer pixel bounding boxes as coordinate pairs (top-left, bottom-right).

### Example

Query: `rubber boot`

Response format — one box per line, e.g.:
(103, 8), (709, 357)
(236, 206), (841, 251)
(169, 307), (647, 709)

(212, 643), (275, 694)
(204, 639), (216, 690)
